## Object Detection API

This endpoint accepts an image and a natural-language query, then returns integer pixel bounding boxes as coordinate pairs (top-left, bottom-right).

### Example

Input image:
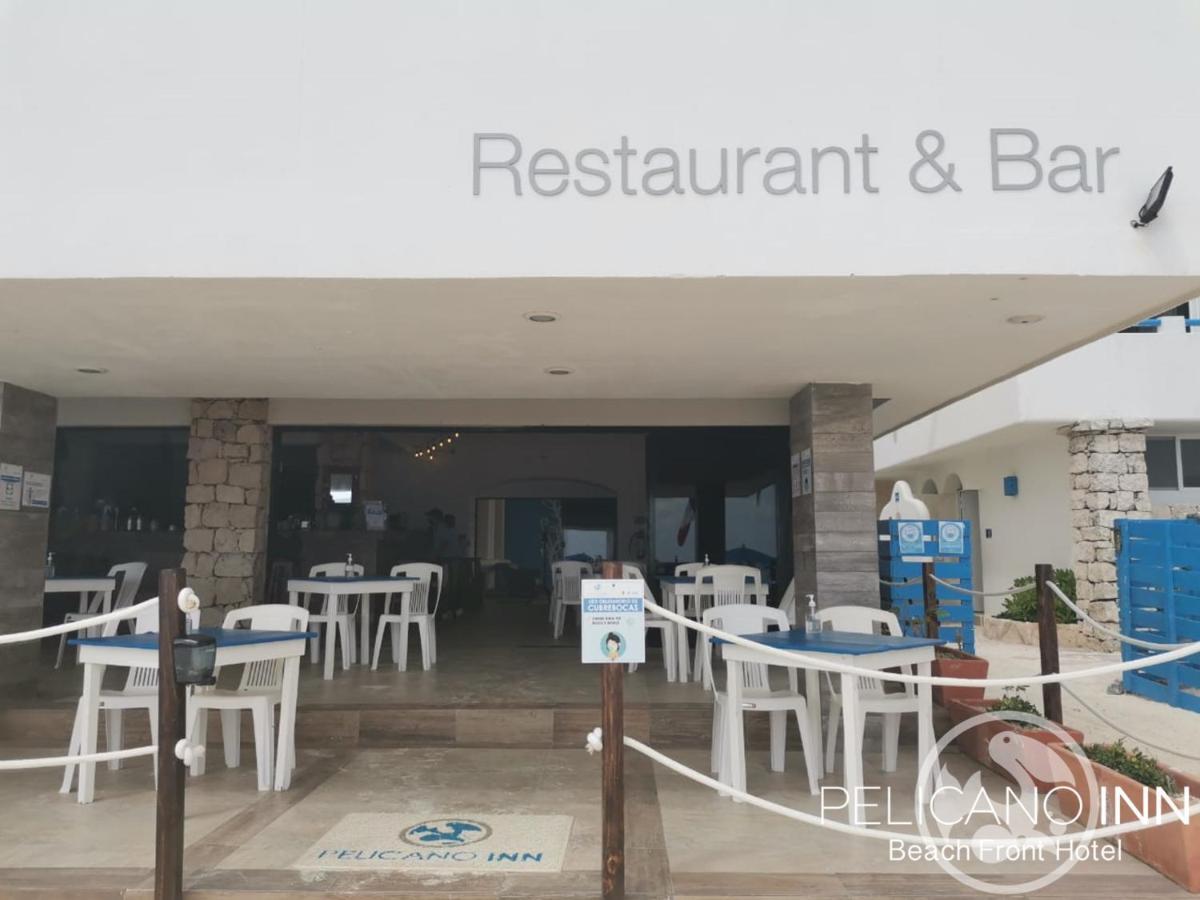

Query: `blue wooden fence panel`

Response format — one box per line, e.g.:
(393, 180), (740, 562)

(1117, 518), (1200, 713)
(878, 519), (974, 653)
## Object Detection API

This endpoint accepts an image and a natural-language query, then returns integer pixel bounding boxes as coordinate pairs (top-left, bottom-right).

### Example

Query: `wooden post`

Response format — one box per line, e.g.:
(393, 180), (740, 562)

(922, 562), (938, 640)
(155, 568), (188, 900)
(598, 561), (625, 900)
(1035, 563), (1064, 724)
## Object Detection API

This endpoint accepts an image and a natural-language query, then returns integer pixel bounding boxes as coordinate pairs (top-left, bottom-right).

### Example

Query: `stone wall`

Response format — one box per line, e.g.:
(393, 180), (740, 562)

(0, 384), (57, 687)
(182, 399), (271, 623)
(1062, 418), (1152, 625)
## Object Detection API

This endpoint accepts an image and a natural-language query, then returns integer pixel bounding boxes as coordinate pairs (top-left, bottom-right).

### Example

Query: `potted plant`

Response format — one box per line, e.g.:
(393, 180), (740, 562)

(927, 611), (989, 707)
(1049, 741), (1200, 892)
(947, 688), (1084, 785)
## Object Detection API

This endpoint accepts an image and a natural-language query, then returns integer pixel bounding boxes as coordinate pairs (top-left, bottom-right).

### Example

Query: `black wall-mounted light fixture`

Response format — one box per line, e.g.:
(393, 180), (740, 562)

(173, 633), (217, 685)
(1131, 166), (1173, 228)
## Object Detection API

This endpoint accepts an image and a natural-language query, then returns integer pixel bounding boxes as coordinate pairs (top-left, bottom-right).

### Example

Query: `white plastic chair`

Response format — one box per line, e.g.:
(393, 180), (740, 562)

(303, 561), (363, 669)
(705, 604), (819, 794)
(816, 606), (919, 774)
(187, 604), (310, 791)
(674, 562), (705, 617)
(371, 563), (443, 672)
(621, 564), (676, 681)
(60, 598), (198, 793)
(552, 561), (592, 639)
(56, 561), (148, 668)
(777, 578), (797, 627)
(694, 566), (755, 688)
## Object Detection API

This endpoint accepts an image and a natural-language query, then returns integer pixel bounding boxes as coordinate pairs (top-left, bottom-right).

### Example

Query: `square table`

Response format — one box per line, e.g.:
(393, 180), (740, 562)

(658, 575), (771, 683)
(287, 576), (417, 680)
(715, 628), (943, 826)
(68, 627), (316, 804)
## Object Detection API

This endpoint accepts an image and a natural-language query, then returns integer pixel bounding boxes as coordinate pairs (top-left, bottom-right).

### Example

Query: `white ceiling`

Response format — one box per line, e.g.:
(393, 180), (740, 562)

(1, 275), (1196, 433)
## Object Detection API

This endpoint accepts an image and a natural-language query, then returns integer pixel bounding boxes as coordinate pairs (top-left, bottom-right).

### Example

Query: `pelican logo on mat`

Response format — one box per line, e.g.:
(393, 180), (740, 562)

(401, 818), (493, 847)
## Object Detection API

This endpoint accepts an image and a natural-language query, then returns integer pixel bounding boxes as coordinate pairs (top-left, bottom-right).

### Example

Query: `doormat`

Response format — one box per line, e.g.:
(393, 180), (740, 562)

(293, 813), (573, 873)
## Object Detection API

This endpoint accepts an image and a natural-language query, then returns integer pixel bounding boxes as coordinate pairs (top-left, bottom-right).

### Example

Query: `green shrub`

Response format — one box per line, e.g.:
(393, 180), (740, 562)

(997, 568), (1078, 624)
(1083, 740), (1177, 793)
(989, 686), (1042, 728)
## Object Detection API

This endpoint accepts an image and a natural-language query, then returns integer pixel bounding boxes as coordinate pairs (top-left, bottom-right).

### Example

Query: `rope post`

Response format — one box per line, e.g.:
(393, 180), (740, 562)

(599, 560), (625, 900)
(155, 568), (188, 900)
(1035, 563), (1063, 724)
(922, 562), (938, 640)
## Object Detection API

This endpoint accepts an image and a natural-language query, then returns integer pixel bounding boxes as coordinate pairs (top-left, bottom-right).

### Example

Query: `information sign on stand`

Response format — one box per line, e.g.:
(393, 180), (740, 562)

(581, 579), (645, 665)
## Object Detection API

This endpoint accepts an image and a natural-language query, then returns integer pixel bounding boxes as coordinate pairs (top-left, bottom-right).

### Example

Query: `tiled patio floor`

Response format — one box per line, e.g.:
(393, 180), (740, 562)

(0, 742), (1188, 899)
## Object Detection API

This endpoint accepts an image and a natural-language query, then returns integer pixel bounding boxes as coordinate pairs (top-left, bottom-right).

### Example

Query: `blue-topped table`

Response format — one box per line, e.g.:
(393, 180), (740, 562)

(717, 628), (943, 826)
(287, 576), (418, 680)
(66, 627), (316, 804)
(658, 575), (770, 683)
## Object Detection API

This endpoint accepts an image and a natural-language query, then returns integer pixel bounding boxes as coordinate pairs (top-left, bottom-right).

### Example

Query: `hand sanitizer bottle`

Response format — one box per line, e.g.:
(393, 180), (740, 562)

(345, 552), (354, 575)
(804, 594), (819, 634)
(45, 552), (55, 578)
(703, 553), (710, 566)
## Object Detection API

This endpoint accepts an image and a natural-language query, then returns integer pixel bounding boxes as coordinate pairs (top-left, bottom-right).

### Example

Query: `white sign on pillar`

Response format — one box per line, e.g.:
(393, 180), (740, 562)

(580, 579), (645, 665)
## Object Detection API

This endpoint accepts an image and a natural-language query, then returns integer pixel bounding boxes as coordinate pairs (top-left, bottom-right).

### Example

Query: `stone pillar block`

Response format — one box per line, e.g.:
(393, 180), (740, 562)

(182, 399), (271, 622)
(791, 384), (877, 609)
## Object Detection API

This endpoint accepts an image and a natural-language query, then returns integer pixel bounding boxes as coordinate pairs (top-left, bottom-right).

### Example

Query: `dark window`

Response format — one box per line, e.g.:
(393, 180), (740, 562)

(1146, 437), (1179, 489)
(1181, 439), (1200, 489)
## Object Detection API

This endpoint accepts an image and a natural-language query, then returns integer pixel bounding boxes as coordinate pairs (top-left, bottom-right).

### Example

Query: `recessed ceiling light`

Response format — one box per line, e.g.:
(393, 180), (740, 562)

(544, 366), (574, 376)
(524, 311), (559, 323)
(75, 367), (108, 375)
(1006, 314), (1044, 325)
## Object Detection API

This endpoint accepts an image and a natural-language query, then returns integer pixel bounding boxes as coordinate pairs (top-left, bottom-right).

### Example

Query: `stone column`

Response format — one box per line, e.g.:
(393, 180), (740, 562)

(790, 384), (878, 609)
(182, 400), (271, 624)
(1062, 418), (1153, 624)
(0, 384), (56, 686)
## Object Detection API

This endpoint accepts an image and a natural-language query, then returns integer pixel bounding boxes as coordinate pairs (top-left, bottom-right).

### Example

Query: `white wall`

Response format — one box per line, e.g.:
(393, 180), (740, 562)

(881, 431), (1073, 615)
(2, 1), (1200, 279)
(876, 327), (1200, 471)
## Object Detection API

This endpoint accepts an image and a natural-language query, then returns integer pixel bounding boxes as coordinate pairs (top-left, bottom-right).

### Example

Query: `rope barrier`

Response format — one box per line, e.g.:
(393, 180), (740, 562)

(0, 597), (158, 646)
(584, 727), (1200, 849)
(927, 574), (1025, 598)
(0, 746), (157, 771)
(1061, 684), (1200, 764)
(644, 597), (1200, 688)
(1044, 580), (1186, 651)
(878, 577), (921, 587)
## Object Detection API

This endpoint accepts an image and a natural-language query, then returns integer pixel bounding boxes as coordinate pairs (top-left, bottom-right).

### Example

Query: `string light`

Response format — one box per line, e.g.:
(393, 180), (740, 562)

(413, 432), (463, 460)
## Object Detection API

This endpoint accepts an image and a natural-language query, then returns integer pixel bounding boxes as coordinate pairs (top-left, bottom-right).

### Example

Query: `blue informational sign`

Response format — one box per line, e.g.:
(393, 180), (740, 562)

(580, 580), (646, 665)
(896, 521), (925, 557)
(938, 520), (966, 556)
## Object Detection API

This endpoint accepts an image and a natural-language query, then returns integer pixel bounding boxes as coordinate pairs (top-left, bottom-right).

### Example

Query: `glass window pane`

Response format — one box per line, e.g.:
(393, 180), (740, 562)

(1146, 437), (1179, 489)
(653, 496), (696, 568)
(724, 483), (778, 582)
(1181, 440), (1200, 488)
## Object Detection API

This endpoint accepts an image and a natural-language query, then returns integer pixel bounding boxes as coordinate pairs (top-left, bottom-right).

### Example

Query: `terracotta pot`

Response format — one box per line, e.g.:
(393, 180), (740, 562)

(1049, 743), (1200, 893)
(946, 699), (1084, 790)
(932, 649), (989, 707)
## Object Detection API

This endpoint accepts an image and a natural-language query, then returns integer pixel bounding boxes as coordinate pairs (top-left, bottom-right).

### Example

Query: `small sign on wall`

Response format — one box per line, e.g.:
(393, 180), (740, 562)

(21, 471), (51, 510)
(580, 579), (645, 665)
(800, 448), (813, 496)
(0, 463), (22, 511)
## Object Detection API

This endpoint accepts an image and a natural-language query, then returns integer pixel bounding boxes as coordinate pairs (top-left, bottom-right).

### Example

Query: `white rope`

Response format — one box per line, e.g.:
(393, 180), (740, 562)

(586, 728), (1200, 849)
(1045, 581), (1186, 651)
(928, 574), (1025, 598)
(1061, 684), (1200, 764)
(0, 597), (158, 646)
(0, 745), (157, 770)
(644, 597), (1200, 688)
(879, 578), (921, 587)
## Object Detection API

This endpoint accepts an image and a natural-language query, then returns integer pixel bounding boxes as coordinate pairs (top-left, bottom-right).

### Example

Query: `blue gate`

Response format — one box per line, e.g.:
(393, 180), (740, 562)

(878, 519), (974, 653)
(1117, 518), (1200, 712)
